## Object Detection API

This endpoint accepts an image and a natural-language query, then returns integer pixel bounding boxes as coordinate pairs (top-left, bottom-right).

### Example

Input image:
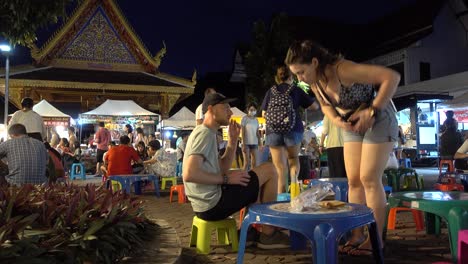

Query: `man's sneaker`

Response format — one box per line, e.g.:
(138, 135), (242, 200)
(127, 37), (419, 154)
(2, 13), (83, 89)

(256, 230), (290, 249)
(238, 227), (259, 247)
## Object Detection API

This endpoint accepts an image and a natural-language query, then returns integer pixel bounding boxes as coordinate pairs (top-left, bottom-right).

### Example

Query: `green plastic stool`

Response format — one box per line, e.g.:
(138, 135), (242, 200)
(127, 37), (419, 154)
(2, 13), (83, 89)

(161, 176), (177, 190)
(189, 216), (238, 254)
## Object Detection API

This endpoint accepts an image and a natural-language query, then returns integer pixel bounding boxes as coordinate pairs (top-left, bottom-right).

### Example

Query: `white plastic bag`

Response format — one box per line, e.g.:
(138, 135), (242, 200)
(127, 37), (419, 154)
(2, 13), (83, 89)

(290, 182), (335, 212)
(386, 151), (399, 169)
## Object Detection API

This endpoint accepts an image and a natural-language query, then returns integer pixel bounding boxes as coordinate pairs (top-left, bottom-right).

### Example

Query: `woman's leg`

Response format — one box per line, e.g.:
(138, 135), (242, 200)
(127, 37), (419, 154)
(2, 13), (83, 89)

(286, 144), (301, 184)
(250, 147), (258, 168)
(269, 146), (287, 194)
(242, 147), (250, 171)
(341, 142), (367, 249)
(359, 142), (394, 245)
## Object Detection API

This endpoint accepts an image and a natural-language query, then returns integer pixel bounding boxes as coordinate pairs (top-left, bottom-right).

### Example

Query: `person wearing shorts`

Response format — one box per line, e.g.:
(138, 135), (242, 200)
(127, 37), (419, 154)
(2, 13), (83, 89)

(94, 122), (111, 177)
(261, 65), (318, 194)
(286, 40), (399, 256)
(183, 92), (289, 249)
(241, 103), (261, 171)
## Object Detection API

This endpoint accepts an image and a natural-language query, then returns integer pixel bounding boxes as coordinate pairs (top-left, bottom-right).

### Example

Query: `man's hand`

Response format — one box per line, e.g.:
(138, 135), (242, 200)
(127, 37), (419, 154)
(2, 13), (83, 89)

(228, 120), (241, 143)
(226, 170), (250, 186)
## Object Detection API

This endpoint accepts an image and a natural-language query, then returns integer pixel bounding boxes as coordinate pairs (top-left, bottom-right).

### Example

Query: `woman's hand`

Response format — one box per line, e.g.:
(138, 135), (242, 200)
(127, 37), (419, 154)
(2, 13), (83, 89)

(333, 115), (354, 131)
(348, 108), (375, 133)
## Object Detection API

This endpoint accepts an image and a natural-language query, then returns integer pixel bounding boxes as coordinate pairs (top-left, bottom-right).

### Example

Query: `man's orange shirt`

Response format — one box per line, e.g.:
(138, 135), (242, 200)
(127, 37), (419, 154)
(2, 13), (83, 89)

(105, 145), (140, 176)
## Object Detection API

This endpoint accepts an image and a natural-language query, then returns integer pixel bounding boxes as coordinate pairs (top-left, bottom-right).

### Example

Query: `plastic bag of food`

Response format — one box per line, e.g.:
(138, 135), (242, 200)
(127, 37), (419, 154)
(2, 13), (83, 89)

(290, 182), (335, 212)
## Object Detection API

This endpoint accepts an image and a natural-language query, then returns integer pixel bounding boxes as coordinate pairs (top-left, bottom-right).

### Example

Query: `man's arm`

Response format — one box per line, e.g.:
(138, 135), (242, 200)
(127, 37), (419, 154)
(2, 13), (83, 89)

(454, 140), (468, 159)
(183, 154), (224, 184)
(219, 120), (241, 174)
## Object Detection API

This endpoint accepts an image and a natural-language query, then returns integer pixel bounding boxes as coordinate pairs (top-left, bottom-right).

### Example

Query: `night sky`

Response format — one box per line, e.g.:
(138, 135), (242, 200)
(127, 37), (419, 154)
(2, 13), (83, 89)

(2, 0), (418, 78)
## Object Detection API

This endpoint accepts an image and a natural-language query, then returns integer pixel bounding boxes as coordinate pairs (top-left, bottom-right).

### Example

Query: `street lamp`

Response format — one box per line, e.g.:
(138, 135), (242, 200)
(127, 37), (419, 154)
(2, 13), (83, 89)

(0, 44), (11, 128)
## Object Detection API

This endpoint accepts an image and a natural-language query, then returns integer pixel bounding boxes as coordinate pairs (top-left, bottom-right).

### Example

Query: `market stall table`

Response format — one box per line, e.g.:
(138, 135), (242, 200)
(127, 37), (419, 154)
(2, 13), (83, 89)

(387, 191), (468, 263)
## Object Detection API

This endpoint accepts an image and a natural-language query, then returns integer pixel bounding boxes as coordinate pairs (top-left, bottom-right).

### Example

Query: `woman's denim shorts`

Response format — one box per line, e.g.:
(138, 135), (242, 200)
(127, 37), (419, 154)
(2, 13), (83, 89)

(343, 103), (398, 144)
(266, 131), (303, 147)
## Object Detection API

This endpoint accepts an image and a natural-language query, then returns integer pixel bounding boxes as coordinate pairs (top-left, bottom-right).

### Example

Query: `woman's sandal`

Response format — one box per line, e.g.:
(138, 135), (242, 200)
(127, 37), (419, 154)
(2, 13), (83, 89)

(338, 243), (359, 254)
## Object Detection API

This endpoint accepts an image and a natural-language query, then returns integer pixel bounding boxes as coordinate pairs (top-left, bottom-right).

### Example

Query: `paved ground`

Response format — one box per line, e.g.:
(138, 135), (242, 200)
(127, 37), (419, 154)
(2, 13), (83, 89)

(75, 167), (456, 263)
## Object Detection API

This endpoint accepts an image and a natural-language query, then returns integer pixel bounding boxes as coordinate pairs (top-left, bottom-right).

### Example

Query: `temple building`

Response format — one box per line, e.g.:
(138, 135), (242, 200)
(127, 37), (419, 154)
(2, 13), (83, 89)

(0, 0), (195, 118)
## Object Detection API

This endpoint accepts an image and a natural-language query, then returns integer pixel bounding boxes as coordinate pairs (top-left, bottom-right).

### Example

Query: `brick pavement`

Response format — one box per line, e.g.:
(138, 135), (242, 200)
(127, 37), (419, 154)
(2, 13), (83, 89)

(78, 167), (455, 263)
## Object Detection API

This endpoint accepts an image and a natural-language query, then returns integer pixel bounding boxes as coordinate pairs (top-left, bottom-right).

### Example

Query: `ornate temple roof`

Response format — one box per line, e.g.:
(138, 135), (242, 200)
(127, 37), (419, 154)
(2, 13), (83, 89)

(1, 0), (194, 117)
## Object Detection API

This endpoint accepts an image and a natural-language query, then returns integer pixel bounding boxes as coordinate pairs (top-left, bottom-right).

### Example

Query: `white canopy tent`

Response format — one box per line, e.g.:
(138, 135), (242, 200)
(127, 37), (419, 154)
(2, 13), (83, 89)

(438, 92), (468, 110)
(161, 106), (196, 129)
(33, 99), (75, 126)
(81, 99), (158, 116)
(230, 107), (246, 118)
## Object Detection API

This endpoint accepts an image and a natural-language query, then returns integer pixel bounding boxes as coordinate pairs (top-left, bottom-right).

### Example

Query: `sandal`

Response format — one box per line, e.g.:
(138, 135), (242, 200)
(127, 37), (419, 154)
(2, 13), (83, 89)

(338, 242), (359, 254)
(348, 247), (373, 256)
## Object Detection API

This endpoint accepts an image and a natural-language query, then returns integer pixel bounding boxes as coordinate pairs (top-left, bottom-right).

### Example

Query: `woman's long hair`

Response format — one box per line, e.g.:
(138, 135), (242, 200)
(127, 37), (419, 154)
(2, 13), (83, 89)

(285, 40), (342, 80)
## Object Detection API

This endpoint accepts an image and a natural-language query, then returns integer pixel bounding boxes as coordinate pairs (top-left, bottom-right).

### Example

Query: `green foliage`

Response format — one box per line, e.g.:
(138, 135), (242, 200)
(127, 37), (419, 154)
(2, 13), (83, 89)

(0, 183), (158, 264)
(244, 13), (292, 106)
(0, 0), (73, 46)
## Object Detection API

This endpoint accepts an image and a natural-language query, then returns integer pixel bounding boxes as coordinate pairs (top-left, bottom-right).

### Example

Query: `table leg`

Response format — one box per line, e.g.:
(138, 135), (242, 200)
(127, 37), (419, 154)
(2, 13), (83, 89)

(134, 181), (142, 195)
(290, 230), (307, 250)
(150, 176), (160, 197)
(424, 212), (437, 235)
(447, 207), (468, 263)
(368, 222), (384, 264)
(236, 218), (251, 264)
(312, 223), (337, 264)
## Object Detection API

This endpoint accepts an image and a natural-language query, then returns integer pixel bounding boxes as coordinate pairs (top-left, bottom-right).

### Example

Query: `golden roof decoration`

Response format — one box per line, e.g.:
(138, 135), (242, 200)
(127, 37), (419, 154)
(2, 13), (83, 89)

(191, 69), (197, 86)
(30, 0), (165, 73)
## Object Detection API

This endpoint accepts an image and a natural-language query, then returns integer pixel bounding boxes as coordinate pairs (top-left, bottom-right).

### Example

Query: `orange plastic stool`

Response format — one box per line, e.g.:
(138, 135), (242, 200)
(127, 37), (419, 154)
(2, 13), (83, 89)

(169, 184), (188, 203)
(439, 159), (455, 174)
(434, 183), (465, 191)
(239, 207), (246, 223)
(387, 207), (425, 231)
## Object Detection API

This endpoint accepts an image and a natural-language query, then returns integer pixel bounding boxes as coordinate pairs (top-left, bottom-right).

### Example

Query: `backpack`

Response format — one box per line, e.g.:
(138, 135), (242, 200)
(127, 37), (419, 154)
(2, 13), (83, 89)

(265, 85), (296, 133)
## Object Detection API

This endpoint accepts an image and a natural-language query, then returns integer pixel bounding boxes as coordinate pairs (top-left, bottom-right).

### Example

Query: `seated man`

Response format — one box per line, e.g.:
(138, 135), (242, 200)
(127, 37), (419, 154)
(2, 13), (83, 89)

(0, 124), (48, 185)
(183, 93), (289, 249)
(104, 136), (142, 176)
(454, 138), (468, 170)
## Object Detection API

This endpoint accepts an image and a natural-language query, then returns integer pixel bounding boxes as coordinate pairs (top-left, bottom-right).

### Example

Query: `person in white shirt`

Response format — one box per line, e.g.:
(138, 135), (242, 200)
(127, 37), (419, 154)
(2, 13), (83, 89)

(195, 88), (216, 125)
(241, 103), (261, 170)
(454, 137), (468, 170)
(8, 97), (46, 141)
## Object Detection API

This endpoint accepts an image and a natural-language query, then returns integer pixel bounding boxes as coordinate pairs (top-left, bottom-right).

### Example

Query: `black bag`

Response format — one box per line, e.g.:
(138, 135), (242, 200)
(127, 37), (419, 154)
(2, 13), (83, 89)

(265, 85), (296, 133)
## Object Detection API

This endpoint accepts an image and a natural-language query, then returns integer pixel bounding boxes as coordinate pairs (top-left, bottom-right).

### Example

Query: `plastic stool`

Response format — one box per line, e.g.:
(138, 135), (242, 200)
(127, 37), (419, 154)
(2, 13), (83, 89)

(161, 176), (177, 190)
(399, 158), (412, 168)
(458, 230), (468, 264)
(169, 184), (187, 203)
(434, 183), (465, 191)
(111, 180), (122, 192)
(70, 163), (86, 180)
(277, 193), (291, 201)
(189, 216), (238, 254)
(439, 159), (455, 174)
(387, 207), (425, 231)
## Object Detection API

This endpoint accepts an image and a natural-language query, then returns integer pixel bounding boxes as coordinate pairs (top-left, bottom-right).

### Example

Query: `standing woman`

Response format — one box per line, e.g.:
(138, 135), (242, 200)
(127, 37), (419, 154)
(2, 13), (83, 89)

(285, 40), (399, 255)
(124, 124), (134, 145)
(241, 103), (261, 170)
(261, 65), (319, 196)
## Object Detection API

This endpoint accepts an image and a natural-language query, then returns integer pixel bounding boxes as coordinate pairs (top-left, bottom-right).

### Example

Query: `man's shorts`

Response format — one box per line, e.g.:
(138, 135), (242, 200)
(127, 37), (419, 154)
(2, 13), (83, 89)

(195, 170), (259, 221)
(266, 131), (303, 147)
(96, 149), (106, 163)
(244, 144), (258, 150)
(343, 103), (398, 144)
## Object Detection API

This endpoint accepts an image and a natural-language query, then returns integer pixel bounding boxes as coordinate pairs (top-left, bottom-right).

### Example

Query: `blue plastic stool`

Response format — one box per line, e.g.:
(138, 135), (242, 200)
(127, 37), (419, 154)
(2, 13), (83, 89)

(70, 163), (86, 180)
(237, 202), (383, 264)
(277, 193), (291, 201)
(399, 158), (412, 168)
(310, 178), (348, 202)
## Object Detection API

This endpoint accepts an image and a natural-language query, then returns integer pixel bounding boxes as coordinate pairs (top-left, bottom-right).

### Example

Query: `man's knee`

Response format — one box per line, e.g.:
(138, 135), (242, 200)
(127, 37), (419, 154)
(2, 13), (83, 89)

(252, 162), (277, 181)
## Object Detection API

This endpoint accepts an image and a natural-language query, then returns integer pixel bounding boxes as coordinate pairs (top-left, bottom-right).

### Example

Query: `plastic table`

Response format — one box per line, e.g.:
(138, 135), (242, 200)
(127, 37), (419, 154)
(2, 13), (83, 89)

(237, 202), (383, 264)
(387, 191), (468, 263)
(109, 174), (160, 197)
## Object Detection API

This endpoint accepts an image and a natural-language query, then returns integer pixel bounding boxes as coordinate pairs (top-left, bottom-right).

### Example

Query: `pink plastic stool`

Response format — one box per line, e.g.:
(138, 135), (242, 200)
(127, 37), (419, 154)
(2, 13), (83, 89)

(458, 230), (468, 264)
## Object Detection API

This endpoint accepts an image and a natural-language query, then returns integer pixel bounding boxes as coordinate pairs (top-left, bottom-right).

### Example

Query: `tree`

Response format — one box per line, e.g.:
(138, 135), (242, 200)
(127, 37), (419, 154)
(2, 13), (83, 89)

(0, 0), (73, 46)
(244, 13), (292, 106)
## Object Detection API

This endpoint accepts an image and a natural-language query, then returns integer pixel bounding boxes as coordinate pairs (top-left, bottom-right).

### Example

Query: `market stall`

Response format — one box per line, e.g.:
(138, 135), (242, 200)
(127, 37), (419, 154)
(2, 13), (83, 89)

(32, 99), (74, 140)
(159, 107), (195, 149)
(79, 99), (160, 142)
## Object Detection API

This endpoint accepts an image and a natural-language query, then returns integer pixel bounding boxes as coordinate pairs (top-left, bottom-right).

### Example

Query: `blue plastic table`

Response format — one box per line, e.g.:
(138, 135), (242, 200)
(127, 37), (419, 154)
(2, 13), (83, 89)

(387, 191), (468, 263)
(109, 174), (160, 197)
(310, 177), (348, 202)
(237, 202), (383, 264)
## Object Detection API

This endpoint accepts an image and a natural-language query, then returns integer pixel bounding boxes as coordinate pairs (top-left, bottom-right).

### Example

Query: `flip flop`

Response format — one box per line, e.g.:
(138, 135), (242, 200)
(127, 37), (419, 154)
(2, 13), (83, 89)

(348, 247), (374, 256)
(338, 243), (359, 254)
